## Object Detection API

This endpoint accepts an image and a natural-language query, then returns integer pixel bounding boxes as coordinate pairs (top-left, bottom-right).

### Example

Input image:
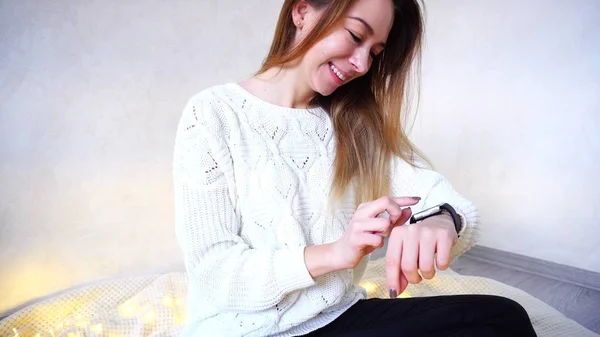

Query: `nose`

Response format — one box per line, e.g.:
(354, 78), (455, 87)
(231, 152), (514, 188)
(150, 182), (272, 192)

(349, 48), (370, 76)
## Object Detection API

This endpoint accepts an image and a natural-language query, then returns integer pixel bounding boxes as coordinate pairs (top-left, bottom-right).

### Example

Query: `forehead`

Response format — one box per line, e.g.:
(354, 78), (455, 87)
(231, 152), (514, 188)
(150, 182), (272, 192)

(346, 0), (394, 40)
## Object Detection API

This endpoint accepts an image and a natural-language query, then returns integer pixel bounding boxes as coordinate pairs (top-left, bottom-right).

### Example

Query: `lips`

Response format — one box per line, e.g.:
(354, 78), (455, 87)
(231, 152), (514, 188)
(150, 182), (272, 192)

(329, 62), (347, 82)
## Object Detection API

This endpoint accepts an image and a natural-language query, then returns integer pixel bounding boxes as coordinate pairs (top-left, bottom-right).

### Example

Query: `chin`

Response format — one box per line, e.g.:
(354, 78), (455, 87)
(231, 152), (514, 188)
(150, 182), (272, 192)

(317, 88), (336, 97)
(309, 67), (340, 97)
(313, 80), (338, 97)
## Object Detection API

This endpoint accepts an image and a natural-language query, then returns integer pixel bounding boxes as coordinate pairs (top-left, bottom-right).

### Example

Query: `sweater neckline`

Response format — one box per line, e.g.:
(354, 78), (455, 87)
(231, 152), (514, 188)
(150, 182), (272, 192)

(227, 82), (328, 118)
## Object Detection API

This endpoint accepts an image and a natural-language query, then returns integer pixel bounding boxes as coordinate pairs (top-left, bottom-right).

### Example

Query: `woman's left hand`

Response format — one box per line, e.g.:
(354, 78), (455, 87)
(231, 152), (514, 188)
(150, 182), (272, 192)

(385, 214), (457, 298)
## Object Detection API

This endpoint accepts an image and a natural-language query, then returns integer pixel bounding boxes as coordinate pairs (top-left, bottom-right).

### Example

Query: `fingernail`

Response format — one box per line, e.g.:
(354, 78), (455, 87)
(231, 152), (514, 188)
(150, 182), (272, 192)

(389, 288), (397, 299)
(411, 196), (421, 200)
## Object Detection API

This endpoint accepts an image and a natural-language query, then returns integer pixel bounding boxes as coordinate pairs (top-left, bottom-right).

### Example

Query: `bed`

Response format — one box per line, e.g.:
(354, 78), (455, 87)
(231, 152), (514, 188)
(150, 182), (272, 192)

(1, 258), (597, 337)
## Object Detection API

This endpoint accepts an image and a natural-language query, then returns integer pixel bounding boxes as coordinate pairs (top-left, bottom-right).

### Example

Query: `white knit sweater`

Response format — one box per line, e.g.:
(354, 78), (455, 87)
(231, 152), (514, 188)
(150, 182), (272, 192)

(172, 83), (480, 337)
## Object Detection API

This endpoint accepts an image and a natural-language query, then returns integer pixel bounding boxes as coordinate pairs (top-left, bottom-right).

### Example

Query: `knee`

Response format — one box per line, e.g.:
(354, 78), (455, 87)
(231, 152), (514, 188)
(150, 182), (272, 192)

(486, 296), (535, 333)
(491, 296), (528, 316)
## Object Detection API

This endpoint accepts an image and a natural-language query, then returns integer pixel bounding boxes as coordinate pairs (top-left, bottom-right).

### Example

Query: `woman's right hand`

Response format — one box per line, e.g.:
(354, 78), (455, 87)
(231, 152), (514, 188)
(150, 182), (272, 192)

(332, 196), (421, 269)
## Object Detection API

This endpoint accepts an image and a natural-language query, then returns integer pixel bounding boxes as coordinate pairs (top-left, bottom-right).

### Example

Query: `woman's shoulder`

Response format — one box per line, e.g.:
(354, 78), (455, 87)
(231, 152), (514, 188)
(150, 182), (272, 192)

(179, 82), (245, 136)
(185, 82), (246, 111)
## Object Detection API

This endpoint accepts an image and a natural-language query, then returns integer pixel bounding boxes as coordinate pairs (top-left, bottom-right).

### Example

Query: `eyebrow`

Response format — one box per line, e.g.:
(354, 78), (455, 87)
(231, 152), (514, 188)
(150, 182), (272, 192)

(349, 16), (386, 47)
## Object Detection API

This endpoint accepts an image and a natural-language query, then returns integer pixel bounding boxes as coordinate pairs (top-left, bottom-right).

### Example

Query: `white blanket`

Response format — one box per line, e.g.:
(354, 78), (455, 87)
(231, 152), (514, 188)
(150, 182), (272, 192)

(1, 259), (597, 337)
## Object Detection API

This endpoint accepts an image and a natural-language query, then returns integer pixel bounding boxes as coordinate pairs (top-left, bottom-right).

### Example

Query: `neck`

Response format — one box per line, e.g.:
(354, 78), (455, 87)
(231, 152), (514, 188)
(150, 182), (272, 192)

(246, 65), (317, 109)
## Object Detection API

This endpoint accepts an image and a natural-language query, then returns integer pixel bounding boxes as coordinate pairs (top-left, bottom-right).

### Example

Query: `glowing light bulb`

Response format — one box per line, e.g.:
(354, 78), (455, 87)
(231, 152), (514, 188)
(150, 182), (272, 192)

(118, 301), (138, 317)
(162, 295), (174, 307)
(91, 324), (103, 333)
(359, 281), (377, 294)
(175, 312), (187, 326)
(143, 310), (155, 323)
(397, 291), (411, 298)
(75, 318), (89, 328)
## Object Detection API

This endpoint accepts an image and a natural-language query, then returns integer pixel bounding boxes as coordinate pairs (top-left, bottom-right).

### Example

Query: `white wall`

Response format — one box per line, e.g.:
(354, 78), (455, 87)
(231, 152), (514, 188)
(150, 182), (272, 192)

(412, 0), (600, 273)
(0, 0), (598, 315)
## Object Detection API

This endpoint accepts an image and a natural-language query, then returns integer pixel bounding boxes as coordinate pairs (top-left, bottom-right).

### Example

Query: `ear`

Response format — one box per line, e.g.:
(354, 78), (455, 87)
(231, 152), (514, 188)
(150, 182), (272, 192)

(291, 0), (310, 29)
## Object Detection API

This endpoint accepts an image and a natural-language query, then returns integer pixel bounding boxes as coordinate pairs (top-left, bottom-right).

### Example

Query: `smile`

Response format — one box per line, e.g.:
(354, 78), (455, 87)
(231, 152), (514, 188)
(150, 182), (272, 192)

(329, 63), (347, 82)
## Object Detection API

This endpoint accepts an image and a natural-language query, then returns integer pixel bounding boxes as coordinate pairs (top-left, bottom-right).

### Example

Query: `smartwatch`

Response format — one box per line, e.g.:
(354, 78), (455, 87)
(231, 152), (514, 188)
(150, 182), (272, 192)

(409, 203), (463, 237)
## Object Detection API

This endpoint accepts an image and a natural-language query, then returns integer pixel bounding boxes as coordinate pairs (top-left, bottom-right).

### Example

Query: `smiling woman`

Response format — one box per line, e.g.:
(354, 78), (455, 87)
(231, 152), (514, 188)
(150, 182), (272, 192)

(172, 0), (537, 336)
(259, 0), (393, 96)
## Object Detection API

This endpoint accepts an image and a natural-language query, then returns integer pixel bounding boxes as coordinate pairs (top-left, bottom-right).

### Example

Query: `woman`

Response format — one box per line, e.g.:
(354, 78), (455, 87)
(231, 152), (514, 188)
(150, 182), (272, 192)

(173, 0), (537, 336)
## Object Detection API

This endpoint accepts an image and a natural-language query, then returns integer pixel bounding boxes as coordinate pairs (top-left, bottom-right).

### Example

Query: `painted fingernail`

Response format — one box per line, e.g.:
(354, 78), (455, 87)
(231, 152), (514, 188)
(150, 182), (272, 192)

(389, 288), (397, 299)
(411, 196), (421, 200)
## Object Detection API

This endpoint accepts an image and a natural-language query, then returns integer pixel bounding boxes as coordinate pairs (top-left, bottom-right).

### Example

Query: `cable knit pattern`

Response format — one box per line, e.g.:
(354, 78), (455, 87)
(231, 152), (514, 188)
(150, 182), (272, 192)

(172, 83), (480, 337)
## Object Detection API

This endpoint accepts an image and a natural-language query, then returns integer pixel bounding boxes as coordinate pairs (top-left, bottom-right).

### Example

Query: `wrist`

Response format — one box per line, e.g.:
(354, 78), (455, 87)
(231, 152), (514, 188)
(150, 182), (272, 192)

(412, 203), (462, 237)
(437, 213), (458, 233)
(438, 212), (455, 225)
(304, 243), (344, 278)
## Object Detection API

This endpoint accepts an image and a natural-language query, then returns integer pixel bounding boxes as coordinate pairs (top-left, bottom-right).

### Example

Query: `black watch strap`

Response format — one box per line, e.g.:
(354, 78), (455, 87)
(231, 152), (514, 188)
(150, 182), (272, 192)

(409, 203), (463, 237)
(439, 203), (462, 237)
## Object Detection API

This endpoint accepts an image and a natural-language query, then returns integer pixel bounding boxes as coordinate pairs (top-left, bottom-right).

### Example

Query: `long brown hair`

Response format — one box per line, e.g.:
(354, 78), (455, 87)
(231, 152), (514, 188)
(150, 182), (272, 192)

(257, 0), (430, 207)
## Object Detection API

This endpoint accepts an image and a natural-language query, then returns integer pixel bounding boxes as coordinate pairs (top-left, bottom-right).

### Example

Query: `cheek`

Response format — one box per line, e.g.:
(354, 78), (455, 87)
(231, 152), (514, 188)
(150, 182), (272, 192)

(314, 33), (351, 62)
(301, 46), (330, 80)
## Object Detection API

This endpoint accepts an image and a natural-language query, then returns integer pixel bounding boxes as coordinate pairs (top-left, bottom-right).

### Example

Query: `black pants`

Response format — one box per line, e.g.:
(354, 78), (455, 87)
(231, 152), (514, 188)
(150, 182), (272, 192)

(302, 295), (537, 337)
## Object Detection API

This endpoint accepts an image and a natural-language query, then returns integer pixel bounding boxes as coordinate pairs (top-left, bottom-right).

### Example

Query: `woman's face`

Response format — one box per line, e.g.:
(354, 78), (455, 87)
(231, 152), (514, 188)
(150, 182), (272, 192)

(297, 0), (394, 96)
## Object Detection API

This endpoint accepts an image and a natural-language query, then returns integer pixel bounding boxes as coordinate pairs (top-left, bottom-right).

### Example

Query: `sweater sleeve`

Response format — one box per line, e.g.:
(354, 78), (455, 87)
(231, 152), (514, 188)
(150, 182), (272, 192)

(391, 158), (481, 261)
(173, 94), (316, 313)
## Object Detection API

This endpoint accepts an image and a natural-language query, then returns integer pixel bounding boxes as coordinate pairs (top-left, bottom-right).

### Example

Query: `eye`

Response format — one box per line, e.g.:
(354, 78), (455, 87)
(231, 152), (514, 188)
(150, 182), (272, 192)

(347, 30), (362, 43)
(348, 29), (378, 60)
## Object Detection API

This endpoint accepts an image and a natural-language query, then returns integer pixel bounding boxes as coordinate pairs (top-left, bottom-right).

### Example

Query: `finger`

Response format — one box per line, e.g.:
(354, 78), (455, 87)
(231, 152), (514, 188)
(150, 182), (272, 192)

(391, 196), (422, 206)
(398, 272), (409, 294)
(361, 218), (393, 236)
(384, 197), (420, 224)
(357, 196), (403, 219)
(362, 232), (384, 249)
(401, 230), (422, 284)
(391, 207), (413, 227)
(418, 232), (436, 280)
(356, 196), (420, 219)
(436, 236), (453, 271)
(385, 231), (403, 297)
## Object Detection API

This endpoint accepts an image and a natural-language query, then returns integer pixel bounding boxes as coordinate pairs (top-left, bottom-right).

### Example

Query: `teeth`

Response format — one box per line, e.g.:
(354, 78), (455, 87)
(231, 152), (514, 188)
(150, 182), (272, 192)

(330, 63), (346, 81)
